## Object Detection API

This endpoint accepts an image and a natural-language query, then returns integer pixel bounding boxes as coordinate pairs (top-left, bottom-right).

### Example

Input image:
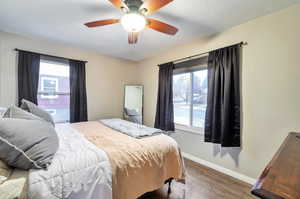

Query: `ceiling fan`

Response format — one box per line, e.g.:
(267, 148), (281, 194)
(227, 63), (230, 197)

(84, 0), (178, 44)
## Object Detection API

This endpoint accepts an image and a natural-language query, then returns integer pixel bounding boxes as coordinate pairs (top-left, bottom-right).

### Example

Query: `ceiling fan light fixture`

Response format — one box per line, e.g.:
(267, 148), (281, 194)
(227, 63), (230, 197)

(121, 13), (146, 32)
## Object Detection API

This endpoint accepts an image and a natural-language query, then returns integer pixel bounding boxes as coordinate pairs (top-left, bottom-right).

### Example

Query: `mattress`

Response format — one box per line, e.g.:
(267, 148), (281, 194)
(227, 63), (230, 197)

(72, 121), (185, 199)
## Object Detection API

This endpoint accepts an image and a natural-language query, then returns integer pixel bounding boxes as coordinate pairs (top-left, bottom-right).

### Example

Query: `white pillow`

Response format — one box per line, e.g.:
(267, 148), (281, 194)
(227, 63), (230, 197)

(0, 107), (7, 118)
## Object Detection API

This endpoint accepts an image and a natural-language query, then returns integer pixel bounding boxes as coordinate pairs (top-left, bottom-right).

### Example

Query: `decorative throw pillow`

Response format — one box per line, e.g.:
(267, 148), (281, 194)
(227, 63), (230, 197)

(0, 118), (59, 170)
(0, 160), (12, 185)
(20, 99), (55, 126)
(3, 106), (44, 122)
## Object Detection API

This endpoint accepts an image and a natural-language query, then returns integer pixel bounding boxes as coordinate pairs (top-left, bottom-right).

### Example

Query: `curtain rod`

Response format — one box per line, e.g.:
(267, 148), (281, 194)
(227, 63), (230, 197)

(14, 48), (88, 63)
(159, 41), (247, 66)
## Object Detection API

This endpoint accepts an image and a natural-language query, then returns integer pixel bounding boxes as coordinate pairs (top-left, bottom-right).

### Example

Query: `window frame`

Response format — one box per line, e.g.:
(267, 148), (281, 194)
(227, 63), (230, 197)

(37, 59), (71, 123)
(45, 109), (57, 116)
(173, 66), (208, 134)
(40, 77), (59, 99)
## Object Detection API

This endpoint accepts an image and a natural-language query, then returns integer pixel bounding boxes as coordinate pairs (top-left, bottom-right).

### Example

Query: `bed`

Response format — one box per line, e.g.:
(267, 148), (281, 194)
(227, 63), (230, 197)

(0, 120), (185, 199)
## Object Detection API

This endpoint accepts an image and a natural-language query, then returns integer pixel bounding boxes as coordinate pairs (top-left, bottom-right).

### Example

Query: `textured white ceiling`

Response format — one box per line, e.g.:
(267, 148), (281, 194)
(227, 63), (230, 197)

(0, 0), (299, 61)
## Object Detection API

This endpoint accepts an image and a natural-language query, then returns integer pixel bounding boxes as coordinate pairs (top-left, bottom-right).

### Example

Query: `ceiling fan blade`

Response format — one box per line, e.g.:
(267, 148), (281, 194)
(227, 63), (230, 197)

(128, 32), (138, 44)
(147, 19), (178, 35)
(106, 0), (124, 9)
(140, 0), (173, 15)
(85, 19), (119, 27)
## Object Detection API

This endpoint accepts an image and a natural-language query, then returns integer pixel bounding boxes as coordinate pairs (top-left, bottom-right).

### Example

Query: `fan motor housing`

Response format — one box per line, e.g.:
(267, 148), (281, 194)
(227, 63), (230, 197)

(123, 0), (144, 12)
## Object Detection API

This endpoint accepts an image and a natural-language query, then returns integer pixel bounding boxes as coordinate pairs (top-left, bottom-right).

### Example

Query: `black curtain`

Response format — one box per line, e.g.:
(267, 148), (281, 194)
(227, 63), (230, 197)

(69, 60), (88, 123)
(154, 62), (175, 131)
(205, 44), (241, 147)
(18, 51), (41, 106)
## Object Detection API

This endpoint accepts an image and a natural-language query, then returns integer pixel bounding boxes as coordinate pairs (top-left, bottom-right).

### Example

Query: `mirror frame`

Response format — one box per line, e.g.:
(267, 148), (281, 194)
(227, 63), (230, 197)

(123, 84), (144, 124)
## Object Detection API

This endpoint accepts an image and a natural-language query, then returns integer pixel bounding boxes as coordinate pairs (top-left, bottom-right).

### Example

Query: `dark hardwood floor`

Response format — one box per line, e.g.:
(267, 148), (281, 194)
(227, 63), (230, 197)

(139, 159), (258, 199)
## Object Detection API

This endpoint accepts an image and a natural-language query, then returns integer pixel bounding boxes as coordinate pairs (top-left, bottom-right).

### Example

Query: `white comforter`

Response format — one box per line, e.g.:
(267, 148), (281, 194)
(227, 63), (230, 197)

(28, 124), (112, 199)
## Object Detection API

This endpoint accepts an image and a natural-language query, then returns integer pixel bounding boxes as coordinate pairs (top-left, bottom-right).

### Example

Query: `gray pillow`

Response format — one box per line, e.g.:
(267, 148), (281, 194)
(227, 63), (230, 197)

(20, 99), (55, 126)
(3, 106), (44, 121)
(0, 118), (59, 170)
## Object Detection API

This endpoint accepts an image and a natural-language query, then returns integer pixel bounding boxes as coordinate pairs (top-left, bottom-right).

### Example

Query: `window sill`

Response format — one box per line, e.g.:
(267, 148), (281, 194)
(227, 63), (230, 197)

(55, 121), (69, 124)
(175, 124), (204, 135)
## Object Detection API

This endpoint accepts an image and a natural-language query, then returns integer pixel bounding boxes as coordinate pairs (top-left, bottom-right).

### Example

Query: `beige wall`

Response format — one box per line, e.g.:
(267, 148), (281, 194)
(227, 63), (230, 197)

(136, 4), (300, 179)
(0, 31), (138, 121)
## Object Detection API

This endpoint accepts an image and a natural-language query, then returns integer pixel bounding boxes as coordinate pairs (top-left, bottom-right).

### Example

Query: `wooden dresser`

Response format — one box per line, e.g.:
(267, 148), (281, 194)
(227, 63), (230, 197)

(251, 132), (300, 199)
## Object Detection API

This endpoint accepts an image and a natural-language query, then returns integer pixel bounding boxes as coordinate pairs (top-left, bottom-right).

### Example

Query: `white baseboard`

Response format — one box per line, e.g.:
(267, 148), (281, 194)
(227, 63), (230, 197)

(182, 152), (257, 185)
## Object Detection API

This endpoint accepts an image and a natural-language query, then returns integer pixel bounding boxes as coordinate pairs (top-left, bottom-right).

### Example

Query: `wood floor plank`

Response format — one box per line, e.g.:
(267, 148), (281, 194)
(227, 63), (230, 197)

(139, 159), (258, 199)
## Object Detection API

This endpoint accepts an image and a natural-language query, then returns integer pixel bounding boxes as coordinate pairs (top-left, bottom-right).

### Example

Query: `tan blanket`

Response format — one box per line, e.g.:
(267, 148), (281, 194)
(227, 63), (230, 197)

(72, 121), (185, 199)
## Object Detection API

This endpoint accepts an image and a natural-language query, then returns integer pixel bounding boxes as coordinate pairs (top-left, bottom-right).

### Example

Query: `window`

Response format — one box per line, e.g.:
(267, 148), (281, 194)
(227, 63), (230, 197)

(37, 59), (70, 123)
(173, 68), (208, 133)
(41, 77), (58, 99)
